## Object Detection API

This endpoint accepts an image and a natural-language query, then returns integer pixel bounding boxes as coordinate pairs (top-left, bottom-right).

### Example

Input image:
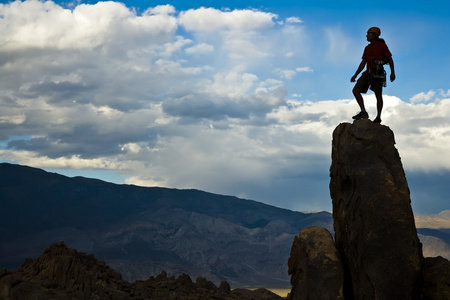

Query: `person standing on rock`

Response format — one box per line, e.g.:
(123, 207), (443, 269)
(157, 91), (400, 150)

(350, 27), (395, 123)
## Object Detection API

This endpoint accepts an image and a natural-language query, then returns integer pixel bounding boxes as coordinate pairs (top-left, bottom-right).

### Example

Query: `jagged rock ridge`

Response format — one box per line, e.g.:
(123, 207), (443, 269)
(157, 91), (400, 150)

(0, 241), (282, 300)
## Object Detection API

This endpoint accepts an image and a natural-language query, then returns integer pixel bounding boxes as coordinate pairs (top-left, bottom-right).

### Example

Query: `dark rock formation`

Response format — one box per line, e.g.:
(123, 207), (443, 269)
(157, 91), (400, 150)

(329, 119), (423, 299)
(0, 241), (282, 300)
(287, 119), (450, 299)
(287, 226), (344, 300)
(0, 269), (48, 300)
(422, 256), (450, 300)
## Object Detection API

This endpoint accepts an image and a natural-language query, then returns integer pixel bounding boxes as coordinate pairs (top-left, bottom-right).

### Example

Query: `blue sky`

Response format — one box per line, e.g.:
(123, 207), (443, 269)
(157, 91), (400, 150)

(0, 0), (449, 214)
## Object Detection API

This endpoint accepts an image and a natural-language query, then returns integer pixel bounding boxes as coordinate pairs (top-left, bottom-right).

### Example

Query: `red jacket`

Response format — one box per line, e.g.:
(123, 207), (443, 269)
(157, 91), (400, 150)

(362, 40), (392, 75)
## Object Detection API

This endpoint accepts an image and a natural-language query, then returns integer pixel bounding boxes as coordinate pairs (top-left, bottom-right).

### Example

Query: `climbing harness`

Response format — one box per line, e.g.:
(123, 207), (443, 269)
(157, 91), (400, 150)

(369, 58), (388, 87)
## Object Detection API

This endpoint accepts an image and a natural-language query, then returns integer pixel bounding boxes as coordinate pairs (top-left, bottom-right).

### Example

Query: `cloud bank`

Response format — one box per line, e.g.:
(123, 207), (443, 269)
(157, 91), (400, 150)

(415, 210), (450, 229)
(1, 1), (449, 212)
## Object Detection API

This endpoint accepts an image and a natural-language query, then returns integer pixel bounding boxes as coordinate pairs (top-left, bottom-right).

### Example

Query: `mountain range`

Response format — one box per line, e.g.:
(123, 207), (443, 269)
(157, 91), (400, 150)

(0, 163), (332, 288)
(0, 162), (448, 289)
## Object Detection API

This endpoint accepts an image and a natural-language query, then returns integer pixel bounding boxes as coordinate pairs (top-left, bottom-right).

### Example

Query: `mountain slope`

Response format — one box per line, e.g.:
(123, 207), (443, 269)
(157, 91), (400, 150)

(0, 163), (332, 288)
(3, 163), (447, 288)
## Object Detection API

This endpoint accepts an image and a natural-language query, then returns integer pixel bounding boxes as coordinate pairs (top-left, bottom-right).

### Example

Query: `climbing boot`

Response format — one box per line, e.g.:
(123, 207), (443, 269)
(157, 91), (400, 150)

(352, 111), (369, 120)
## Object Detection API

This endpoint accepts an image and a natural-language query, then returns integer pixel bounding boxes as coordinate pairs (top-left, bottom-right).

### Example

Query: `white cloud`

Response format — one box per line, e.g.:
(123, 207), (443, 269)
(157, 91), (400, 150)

(286, 17), (303, 24)
(410, 90), (436, 103)
(273, 67), (313, 80)
(125, 175), (169, 187)
(178, 7), (276, 32)
(415, 210), (450, 229)
(0, 114), (26, 125)
(273, 68), (297, 80)
(145, 4), (175, 15)
(296, 67), (314, 73)
(158, 36), (193, 57)
(410, 89), (450, 104)
(440, 89), (450, 98)
(185, 43), (214, 55)
(206, 68), (259, 97)
(0, 149), (122, 170)
(0, 1), (178, 50)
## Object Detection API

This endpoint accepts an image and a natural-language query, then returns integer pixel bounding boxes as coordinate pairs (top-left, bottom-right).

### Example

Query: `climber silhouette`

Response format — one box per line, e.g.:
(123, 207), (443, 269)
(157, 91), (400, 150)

(350, 27), (395, 123)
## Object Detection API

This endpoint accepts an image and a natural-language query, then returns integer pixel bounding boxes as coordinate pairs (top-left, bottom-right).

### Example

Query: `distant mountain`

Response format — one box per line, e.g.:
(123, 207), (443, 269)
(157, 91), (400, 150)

(417, 229), (450, 261)
(414, 212), (450, 260)
(0, 163), (332, 288)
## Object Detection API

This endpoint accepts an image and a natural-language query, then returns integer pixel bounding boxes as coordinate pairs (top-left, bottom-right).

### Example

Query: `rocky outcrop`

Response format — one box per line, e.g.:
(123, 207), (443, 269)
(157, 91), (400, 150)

(422, 256), (450, 300)
(0, 241), (282, 300)
(288, 119), (450, 299)
(330, 119), (423, 299)
(0, 269), (48, 300)
(287, 226), (344, 300)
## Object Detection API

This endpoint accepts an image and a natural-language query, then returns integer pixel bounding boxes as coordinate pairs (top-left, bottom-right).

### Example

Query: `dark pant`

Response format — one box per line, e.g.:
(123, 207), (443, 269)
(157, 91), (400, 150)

(354, 74), (383, 94)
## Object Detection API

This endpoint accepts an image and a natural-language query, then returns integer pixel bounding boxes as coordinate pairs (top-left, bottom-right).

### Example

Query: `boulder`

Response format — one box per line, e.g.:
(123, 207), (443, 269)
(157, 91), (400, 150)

(218, 280), (231, 294)
(422, 256), (450, 300)
(0, 269), (48, 300)
(329, 119), (423, 299)
(287, 226), (344, 300)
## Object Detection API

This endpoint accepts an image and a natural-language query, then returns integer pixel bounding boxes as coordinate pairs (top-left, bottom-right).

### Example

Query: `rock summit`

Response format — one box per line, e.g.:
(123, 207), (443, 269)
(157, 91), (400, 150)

(288, 119), (449, 299)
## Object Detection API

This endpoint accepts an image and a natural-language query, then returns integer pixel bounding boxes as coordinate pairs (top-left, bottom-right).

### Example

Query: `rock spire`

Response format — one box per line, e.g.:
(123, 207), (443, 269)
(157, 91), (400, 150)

(288, 119), (449, 299)
(330, 119), (423, 299)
